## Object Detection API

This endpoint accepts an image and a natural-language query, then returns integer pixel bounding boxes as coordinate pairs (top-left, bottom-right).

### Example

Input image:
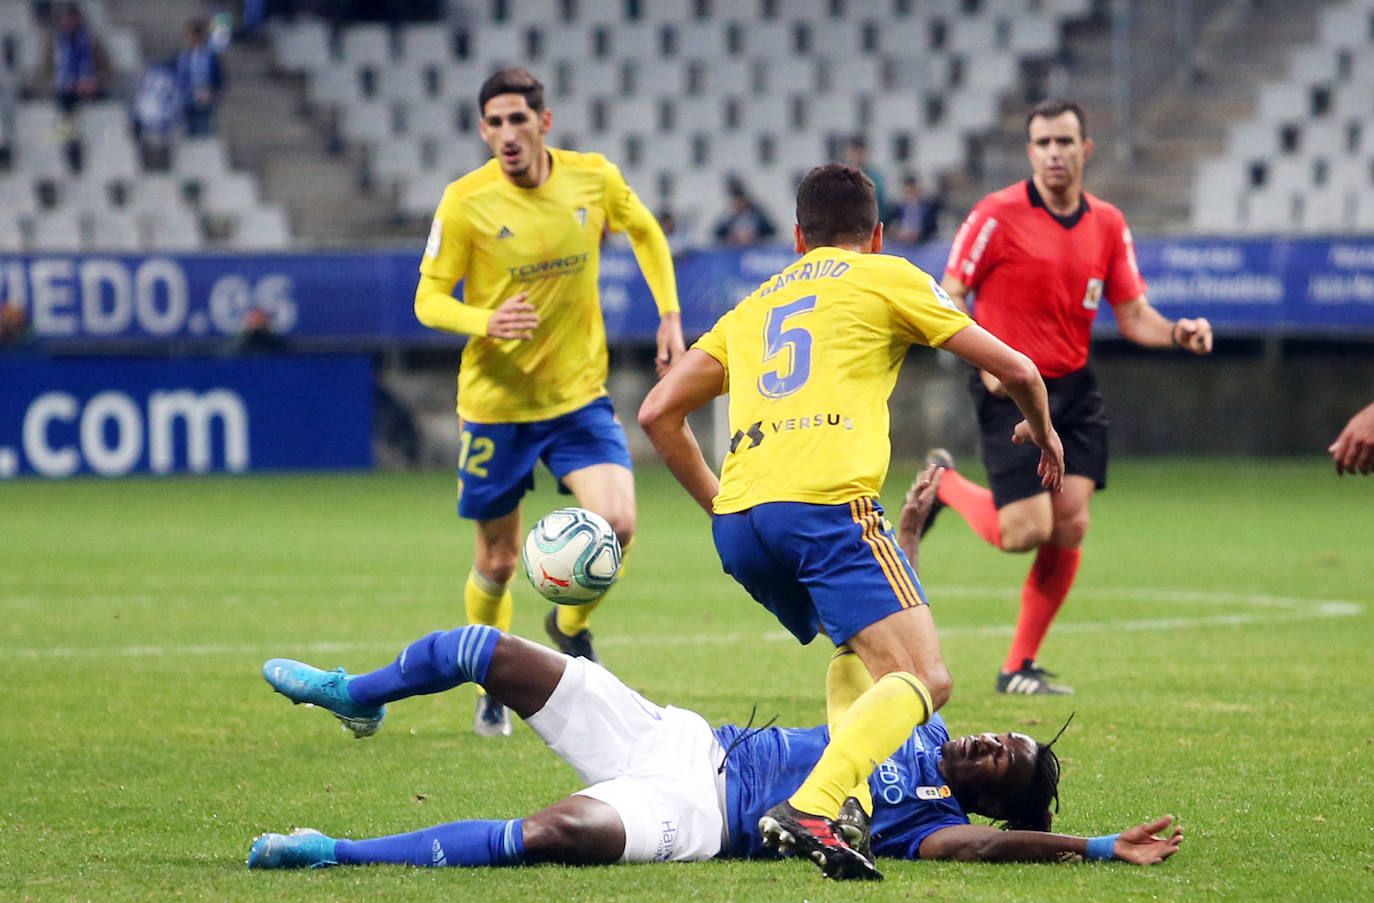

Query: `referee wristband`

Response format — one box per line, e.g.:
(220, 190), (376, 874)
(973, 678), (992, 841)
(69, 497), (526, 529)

(1085, 834), (1120, 861)
(1170, 321), (1185, 349)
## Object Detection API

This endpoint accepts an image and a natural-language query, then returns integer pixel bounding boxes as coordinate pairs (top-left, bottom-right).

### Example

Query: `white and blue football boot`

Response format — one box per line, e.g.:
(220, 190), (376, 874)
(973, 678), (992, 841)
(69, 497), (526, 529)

(247, 828), (338, 869)
(262, 658), (385, 738)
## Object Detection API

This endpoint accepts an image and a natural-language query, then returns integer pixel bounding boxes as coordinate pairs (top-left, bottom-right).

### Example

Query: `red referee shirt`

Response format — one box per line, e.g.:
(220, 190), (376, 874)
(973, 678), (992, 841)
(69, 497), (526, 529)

(944, 180), (1147, 378)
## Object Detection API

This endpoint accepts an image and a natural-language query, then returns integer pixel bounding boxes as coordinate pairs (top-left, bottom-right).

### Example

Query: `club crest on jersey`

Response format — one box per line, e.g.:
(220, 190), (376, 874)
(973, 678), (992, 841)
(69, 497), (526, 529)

(915, 785), (952, 800)
(574, 206), (587, 227)
(425, 218), (443, 258)
(1081, 278), (1103, 311)
(497, 225), (515, 239)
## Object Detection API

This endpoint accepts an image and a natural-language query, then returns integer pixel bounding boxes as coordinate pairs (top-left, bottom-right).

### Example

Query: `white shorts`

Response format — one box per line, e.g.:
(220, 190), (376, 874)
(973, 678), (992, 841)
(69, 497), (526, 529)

(524, 656), (727, 863)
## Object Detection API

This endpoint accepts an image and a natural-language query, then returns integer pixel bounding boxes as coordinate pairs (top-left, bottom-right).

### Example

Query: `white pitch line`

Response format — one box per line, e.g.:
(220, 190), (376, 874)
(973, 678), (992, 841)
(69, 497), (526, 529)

(0, 589), (1362, 662)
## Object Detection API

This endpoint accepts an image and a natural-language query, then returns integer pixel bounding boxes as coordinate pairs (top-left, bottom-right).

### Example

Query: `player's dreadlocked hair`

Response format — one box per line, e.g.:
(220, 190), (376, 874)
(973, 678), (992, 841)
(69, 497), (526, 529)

(1000, 713), (1073, 832)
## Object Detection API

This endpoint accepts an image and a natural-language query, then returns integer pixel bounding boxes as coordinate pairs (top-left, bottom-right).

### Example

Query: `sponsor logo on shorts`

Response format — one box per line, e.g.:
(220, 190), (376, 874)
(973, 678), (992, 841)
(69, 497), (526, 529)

(654, 819), (678, 861)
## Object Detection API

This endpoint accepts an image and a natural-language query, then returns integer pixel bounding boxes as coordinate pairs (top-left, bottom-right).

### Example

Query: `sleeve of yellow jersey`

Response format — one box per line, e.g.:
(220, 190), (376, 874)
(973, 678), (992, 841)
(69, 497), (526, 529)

(413, 183), (491, 337)
(601, 160), (680, 316)
(689, 307), (732, 390)
(887, 258), (975, 348)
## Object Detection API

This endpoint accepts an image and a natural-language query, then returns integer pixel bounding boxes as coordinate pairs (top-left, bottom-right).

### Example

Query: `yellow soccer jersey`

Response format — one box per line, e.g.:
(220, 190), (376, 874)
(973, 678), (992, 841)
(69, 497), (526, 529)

(420, 147), (676, 423)
(694, 248), (974, 514)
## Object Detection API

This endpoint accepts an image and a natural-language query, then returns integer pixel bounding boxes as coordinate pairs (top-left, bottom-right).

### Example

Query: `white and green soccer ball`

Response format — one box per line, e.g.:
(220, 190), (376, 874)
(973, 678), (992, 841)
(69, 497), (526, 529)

(522, 507), (622, 604)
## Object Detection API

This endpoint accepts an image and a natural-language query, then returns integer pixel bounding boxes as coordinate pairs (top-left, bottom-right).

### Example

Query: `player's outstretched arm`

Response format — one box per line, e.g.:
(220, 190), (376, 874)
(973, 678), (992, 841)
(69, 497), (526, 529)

(638, 349), (725, 513)
(941, 324), (1064, 490)
(896, 463), (943, 568)
(918, 815), (1182, 865)
(655, 310), (686, 377)
(1114, 295), (1213, 354)
(1329, 400), (1374, 475)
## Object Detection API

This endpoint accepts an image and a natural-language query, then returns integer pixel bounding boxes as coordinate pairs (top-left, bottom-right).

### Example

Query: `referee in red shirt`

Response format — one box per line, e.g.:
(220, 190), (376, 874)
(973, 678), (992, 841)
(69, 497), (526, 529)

(930, 99), (1213, 695)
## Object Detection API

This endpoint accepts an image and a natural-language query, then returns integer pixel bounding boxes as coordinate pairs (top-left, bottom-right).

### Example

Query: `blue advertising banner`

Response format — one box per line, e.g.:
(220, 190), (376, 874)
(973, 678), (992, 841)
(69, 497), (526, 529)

(0, 356), (373, 478)
(2, 236), (1372, 346)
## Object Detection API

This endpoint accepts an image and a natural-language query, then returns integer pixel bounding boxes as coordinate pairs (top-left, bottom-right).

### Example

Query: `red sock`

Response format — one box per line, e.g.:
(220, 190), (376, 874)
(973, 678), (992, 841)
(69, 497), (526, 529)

(936, 469), (1002, 548)
(1003, 544), (1081, 673)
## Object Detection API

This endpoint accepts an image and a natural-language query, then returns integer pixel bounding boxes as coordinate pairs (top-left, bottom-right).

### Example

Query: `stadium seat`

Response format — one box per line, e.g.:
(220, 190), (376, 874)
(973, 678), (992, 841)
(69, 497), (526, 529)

(88, 210), (141, 251)
(200, 171), (262, 216)
(340, 23), (392, 67)
(175, 138), (230, 181)
(1008, 14), (1058, 57)
(31, 209), (86, 251)
(1227, 120), (1280, 157)
(871, 93), (924, 134)
(228, 206), (292, 250)
(948, 15), (1006, 54)
(399, 22), (452, 66)
(471, 22), (525, 69)
(60, 175), (118, 213)
(1317, 3), (1374, 50)
(17, 141), (68, 181)
(0, 210), (25, 252)
(1300, 183), (1359, 231)
(1190, 159), (1248, 232)
(126, 174), (189, 218)
(271, 19), (332, 73)
(371, 137), (423, 188)
(141, 208), (204, 251)
(83, 130), (140, 181)
(339, 100), (395, 144)
(308, 63), (363, 108)
(824, 56), (883, 94)
(399, 171), (452, 218)
(0, 175), (39, 217)
(1257, 82), (1314, 123)
(1244, 184), (1300, 233)
(1287, 45), (1341, 85)
(761, 55), (818, 94)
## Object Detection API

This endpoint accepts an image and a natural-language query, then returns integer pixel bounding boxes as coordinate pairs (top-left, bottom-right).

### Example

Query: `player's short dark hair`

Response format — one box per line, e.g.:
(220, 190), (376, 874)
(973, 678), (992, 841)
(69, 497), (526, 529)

(795, 163), (878, 248)
(478, 67), (545, 115)
(1026, 98), (1087, 139)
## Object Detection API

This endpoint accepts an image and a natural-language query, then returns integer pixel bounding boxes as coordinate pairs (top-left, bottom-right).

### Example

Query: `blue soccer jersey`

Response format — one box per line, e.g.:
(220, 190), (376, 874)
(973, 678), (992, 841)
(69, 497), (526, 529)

(714, 713), (969, 860)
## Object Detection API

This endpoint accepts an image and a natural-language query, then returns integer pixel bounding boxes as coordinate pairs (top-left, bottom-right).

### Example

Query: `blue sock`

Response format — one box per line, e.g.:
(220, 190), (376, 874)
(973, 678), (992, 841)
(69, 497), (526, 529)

(334, 819), (525, 867)
(347, 626), (500, 707)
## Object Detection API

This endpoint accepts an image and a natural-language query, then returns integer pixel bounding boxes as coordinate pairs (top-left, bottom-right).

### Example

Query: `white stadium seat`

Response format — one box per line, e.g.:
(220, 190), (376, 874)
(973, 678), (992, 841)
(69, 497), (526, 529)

(272, 20), (332, 73)
(142, 208), (205, 251)
(88, 210), (141, 251)
(31, 210), (86, 251)
(340, 23), (392, 66)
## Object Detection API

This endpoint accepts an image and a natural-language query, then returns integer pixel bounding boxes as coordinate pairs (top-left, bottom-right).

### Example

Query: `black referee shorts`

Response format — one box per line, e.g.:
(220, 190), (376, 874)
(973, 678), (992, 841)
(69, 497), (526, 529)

(970, 365), (1109, 509)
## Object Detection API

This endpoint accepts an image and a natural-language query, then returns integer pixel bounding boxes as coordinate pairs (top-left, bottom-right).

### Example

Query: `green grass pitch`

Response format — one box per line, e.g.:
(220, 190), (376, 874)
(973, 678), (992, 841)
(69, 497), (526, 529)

(1, 459), (1370, 902)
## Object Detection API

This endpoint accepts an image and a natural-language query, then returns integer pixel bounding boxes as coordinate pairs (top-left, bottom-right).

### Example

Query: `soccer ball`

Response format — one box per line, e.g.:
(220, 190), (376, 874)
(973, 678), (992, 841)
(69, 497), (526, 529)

(522, 507), (622, 604)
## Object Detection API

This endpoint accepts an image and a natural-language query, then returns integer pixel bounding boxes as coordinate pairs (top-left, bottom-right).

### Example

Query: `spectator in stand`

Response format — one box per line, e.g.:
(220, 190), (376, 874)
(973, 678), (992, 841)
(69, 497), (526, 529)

(844, 136), (889, 222)
(712, 177), (777, 246)
(38, 4), (110, 170)
(129, 60), (181, 169)
(891, 173), (943, 245)
(176, 19), (224, 137)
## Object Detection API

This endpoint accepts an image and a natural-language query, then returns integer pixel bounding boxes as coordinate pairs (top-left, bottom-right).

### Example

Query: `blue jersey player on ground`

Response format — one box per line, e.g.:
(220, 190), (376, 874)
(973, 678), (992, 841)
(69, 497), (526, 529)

(247, 468), (1182, 877)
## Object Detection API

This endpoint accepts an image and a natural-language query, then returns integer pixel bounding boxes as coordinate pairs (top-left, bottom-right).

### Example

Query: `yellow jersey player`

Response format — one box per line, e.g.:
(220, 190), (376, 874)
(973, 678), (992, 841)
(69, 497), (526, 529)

(638, 164), (1064, 879)
(415, 68), (685, 737)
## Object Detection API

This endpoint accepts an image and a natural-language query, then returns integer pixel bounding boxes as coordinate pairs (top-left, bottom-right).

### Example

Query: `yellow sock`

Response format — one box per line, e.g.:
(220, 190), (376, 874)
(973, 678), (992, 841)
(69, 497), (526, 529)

(556, 544), (630, 635)
(825, 646), (876, 815)
(789, 671), (933, 819)
(464, 568), (513, 632)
